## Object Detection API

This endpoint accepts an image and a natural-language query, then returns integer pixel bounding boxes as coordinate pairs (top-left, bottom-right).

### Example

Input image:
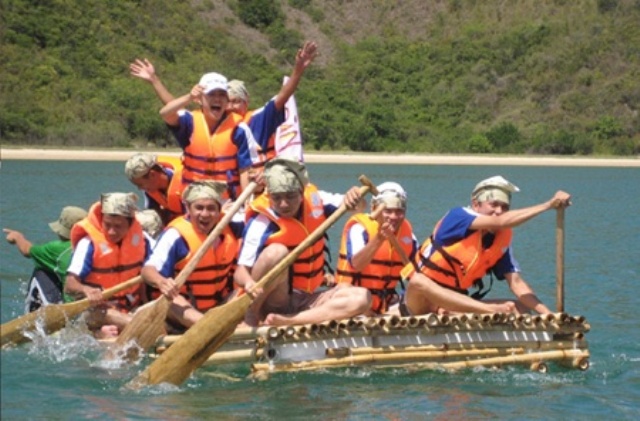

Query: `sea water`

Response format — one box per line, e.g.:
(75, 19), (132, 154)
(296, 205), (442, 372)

(1, 159), (639, 420)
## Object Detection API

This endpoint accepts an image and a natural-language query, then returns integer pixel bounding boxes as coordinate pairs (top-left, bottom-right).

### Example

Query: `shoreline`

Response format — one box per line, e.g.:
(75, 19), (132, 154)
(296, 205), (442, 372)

(1, 147), (639, 167)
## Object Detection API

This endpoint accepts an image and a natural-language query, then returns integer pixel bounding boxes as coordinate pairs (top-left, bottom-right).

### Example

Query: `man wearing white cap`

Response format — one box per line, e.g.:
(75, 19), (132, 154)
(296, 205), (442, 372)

(142, 181), (242, 330)
(4, 206), (87, 312)
(65, 193), (152, 338)
(234, 157), (370, 327)
(159, 71), (255, 201)
(336, 182), (419, 315)
(403, 176), (572, 316)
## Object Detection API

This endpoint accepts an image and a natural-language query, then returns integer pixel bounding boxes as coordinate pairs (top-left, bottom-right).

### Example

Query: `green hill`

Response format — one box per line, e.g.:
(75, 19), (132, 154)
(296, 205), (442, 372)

(1, 0), (639, 155)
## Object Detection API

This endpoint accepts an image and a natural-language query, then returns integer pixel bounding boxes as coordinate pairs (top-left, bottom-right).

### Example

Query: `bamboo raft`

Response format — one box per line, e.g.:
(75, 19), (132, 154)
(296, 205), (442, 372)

(152, 312), (590, 375)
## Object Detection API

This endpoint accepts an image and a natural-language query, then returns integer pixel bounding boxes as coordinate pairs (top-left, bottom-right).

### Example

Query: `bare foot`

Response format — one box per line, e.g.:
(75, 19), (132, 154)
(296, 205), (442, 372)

(95, 325), (119, 339)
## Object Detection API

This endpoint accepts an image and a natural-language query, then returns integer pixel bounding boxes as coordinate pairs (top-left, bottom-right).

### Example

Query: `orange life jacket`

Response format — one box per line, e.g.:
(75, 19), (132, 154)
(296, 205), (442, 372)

(70, 203), (146, 311)
(145, 158), (186, 221)
(418, 219), (513, 292)
(247, 184), (326, 293)
(181, 110), (244, 199)
(162, 217), (238, 312)
(336, 213), (414, 313)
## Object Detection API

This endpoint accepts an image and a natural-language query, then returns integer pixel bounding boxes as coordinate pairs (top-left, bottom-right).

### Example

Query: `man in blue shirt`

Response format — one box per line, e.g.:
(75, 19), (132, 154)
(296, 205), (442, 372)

(403, 175), (571, 316)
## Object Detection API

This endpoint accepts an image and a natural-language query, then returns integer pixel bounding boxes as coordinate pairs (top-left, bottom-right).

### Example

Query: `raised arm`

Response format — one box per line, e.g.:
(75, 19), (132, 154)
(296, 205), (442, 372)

(470, 190), (571, 231)
(160, 84), (203, 126)
(130, 58), (175, 105)
(273, 41), (318, 111)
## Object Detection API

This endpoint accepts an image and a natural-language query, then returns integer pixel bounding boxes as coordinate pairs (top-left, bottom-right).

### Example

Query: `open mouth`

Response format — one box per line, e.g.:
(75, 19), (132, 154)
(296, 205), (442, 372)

(209, 105), (223, 113)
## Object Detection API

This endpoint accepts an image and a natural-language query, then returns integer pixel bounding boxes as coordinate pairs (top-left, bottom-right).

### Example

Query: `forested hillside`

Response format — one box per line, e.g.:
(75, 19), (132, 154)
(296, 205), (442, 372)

(2, 0), (639, 155)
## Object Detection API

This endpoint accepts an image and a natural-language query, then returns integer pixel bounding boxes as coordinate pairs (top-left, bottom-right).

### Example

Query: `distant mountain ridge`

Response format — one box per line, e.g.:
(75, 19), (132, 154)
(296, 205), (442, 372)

(1, 0), (638, 155)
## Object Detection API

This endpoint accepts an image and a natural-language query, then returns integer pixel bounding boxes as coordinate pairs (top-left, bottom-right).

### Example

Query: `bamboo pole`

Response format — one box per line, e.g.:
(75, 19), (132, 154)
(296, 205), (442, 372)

(556, 208), (565, 312)
(252, 348), (590, 374)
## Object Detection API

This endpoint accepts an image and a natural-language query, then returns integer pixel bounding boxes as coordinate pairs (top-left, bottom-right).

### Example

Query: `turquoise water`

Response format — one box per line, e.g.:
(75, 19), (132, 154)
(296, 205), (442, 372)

(1, 159), (639, 420)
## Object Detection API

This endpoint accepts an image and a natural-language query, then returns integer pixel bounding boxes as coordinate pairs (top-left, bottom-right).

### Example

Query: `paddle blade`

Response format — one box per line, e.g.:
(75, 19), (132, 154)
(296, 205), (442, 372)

(128, 294), (252, 388)
(1, 301), (86, 347)
(106, 298), (171, 362)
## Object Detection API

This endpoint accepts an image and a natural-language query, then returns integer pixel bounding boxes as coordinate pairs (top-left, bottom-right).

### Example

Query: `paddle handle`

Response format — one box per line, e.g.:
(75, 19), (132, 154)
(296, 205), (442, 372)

(101, 275), (144, 300)
(362, 178), (416, 269)
(173, 182), (258, 289)
(556, 207), (565, 312)
(249, 176), (375, 294)
(0, 275), (143, 347)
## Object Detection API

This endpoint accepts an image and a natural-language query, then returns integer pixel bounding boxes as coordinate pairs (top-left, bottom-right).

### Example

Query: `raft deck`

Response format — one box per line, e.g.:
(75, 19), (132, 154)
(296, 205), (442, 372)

(153, 312), (590, 375)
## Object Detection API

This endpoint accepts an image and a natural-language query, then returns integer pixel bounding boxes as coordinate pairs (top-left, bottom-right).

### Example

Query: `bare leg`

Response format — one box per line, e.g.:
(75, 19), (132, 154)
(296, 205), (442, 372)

(244, 244), (291, 326)
(405, 273), (516, 315)
(265, 287), (371, 326)
(167, 295), (204, 329)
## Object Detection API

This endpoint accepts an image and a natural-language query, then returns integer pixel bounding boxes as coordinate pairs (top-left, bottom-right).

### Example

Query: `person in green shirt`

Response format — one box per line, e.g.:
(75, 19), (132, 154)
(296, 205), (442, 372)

(4, 206), (87, 312)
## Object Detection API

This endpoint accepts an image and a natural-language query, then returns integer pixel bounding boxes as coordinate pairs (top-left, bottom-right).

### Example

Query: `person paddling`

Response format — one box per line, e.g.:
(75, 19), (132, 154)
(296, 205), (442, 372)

(4, 206), (87, 313)
(234, 156), (371, 327)
(64, 193), (151, 339)
(141, 181), (243, 331)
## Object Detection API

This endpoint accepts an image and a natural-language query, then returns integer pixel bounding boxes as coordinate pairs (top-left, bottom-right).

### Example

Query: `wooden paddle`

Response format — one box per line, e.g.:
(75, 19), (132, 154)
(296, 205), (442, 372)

(1, 275), (143, 347)
(127, 175), (375, 388)
(556, 207), (565, 312)
(109, 181), (258, 361)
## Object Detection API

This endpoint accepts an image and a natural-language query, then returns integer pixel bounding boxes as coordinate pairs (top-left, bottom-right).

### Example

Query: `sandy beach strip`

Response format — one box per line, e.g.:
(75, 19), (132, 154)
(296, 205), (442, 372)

(1, 147), (638, 167)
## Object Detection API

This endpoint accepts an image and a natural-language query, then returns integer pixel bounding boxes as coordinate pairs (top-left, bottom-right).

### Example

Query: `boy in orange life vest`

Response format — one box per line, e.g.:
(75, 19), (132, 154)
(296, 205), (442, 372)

(65, 193), (151, 339)
(160, 72), (256, 201)
(403, 175), (572, 316)
(234, 157), (371, 327)
(141, 181), (241, 330)
(125, 152), (186, 225)
(336, 182), (419, 315)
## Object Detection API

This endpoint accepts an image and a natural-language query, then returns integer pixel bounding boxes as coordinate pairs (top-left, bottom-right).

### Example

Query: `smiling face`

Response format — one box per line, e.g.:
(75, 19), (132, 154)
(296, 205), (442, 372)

(269, 191), (303, 218)
(187, 198), (221, 234)
(201, 90), (229, 125)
